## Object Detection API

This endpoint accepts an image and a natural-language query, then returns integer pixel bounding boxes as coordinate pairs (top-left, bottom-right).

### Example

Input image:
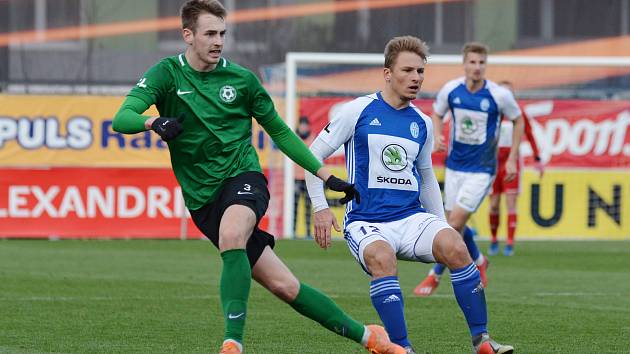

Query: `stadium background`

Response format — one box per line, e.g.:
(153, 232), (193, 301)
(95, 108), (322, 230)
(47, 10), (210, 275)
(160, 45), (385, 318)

(0, 0), (628, 240)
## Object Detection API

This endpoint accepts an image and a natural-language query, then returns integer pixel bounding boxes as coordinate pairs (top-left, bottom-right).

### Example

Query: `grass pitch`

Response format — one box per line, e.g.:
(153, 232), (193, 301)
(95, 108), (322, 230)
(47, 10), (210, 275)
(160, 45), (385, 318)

(1, 239), (629, 353)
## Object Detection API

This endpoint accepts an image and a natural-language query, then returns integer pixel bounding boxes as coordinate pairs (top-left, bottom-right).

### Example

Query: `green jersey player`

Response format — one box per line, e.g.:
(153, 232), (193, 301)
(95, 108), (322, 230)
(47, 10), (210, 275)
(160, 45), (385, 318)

(112, 1), (403, 354)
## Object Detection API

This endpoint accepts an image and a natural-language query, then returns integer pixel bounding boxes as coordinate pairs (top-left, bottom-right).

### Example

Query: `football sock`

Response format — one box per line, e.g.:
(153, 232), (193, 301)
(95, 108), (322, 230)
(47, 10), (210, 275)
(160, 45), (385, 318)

(289, 282), (365, 343)
(462, 225), (481, 261)
(489, 212), (500, 243)
(451, 263), (487, 336)
(507, 213), (517, 246)
(220, 249), (251, 343)
(431, 262), (446, 276)
(370, 276), (410, 347)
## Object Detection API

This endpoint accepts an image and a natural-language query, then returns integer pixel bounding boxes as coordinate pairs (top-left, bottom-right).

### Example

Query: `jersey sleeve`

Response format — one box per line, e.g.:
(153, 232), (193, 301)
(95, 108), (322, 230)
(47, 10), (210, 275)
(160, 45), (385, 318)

(432, 85), (450, 117)
(305, 139), (338, 212)
(247, 72), (278, 125)
(315, 98), (365, 151)
(523, 111), (541, 158)
(258, 114), (323, 175)
(417, 167), (446, 220)
(415, 114), (434, 170)
(127, 61), (172, 106)
(112, 96), (152, 134)
(498, 88), (522, 120)
(245, 71), (322, 174)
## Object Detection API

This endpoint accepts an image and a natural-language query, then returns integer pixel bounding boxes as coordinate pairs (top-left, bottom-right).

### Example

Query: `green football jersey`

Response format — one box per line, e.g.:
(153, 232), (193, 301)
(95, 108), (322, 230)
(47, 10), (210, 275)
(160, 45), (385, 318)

(126, 54), (319, 210)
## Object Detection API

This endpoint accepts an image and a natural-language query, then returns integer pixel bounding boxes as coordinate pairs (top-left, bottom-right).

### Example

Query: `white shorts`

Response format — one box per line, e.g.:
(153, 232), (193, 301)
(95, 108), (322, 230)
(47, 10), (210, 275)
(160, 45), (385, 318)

(344, 213), (452, 274)
(443, 168), (494, 213)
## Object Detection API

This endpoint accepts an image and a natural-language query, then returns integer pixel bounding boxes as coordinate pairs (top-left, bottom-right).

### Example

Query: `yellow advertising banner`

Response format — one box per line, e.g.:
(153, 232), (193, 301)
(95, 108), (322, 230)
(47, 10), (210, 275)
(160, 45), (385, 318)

(294, 168), (630, 240)
(471, 169), (629, 239)
(0, 95), (167, 167)
(0, 95), (275, 168)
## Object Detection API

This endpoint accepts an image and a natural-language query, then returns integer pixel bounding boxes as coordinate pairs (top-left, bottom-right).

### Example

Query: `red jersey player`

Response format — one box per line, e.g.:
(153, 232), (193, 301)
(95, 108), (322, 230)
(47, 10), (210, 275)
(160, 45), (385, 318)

(488, 81), (544, 256)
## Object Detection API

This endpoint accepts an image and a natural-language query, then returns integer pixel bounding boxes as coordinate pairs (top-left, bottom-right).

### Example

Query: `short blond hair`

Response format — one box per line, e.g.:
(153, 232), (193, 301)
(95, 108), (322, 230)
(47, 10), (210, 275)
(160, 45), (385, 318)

(462, 42), (489, 61)
(384, 36), (430, 68)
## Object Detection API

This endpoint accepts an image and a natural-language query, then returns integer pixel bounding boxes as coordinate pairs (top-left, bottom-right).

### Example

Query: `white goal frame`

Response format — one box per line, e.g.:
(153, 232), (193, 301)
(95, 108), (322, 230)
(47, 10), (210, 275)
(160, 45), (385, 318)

(282, 52), (630, 238)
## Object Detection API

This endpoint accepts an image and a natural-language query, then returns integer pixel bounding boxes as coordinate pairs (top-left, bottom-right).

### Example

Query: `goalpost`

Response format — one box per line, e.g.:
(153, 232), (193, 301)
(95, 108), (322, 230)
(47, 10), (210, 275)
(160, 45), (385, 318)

(282, 52), (630, 239)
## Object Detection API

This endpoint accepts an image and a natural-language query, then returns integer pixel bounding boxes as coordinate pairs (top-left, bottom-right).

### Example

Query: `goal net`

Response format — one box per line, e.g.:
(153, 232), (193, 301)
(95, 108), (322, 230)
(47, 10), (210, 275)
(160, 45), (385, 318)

(265, 53), (630, 240)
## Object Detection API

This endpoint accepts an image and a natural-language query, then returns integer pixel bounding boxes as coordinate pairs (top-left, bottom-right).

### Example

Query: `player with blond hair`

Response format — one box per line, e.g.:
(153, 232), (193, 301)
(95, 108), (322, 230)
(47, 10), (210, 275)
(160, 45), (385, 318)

(414, 42), (524, 300)
(307, 36), (514, 354)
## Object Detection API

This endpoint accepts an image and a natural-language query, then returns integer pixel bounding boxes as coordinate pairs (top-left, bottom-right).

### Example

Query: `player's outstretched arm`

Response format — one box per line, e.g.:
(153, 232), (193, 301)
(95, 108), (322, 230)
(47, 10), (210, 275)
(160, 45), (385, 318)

(431, 113), (446, 152)
(305, 136), (354, 248)
(523, 114), (545, 177)
(416, 122), (447, 220)
(505, 115), (524, 182)
(112, 96), (153, 134)
(260, 114), (323, 174)
(418, 167), (447, 221)
(113, 96), (183, 141)
(261, 115), (359, 203)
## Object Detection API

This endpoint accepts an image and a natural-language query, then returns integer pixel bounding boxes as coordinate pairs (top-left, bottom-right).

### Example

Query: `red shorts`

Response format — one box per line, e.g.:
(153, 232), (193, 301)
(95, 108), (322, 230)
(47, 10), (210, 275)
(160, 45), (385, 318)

(491, 148), (521, 195)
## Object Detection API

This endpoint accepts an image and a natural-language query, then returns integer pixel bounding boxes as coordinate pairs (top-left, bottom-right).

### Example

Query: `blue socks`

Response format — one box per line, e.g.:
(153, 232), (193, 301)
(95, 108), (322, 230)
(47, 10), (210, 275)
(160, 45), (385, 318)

(462, 226), (480, 261)
(432, 262), (447, 276)
(431, 225), (480, 276)
(451, 263), (487, 336)
(370, 276), (410, 347)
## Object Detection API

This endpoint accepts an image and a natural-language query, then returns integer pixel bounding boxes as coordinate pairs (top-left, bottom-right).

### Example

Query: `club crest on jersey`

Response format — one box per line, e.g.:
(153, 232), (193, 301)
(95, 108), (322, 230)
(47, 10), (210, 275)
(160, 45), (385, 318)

(480, 98), (490, 111)
(219, 85), (237, 103)
(381, 144), (408, 171)
(410, 122), (419, 138)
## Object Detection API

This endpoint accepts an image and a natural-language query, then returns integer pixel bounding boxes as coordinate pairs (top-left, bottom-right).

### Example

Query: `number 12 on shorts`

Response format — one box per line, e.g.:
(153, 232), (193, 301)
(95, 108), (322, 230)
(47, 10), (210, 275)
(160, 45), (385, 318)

(360, 225), (382, 235)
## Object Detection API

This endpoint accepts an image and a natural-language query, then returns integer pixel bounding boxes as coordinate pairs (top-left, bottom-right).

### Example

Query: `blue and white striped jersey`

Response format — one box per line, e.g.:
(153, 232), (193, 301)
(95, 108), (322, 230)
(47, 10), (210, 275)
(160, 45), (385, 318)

(433, 77), (521, 175)
(315, 92), (434, 225)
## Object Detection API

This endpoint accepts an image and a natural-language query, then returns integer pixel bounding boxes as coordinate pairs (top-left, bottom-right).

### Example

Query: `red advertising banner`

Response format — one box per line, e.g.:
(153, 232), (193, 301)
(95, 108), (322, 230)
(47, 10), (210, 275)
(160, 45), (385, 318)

(1, 97), (627, 239)
(300, 98), (630, 168)
(0, 166), (278, 238)
(0, 168), (201, 238)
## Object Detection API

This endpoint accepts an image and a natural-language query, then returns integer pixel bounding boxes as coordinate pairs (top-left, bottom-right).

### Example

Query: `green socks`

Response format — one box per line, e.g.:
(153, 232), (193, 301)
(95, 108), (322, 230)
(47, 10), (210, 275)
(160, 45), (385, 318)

(289, 282), (365, 343)
(219, 253), (366, 346)
(220, 249), (251, 343)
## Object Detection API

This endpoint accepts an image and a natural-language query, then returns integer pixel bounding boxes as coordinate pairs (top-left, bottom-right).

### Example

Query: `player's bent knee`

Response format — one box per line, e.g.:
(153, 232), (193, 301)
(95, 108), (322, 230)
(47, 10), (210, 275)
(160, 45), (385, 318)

(363, 243), (397, 277)
(433, 229), (472, 269)
(218, 230), (249, 251)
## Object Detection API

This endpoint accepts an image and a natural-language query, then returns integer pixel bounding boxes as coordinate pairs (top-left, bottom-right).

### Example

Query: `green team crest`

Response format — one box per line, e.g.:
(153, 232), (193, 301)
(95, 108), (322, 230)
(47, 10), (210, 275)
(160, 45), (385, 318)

(219, 85), (237, 103)
(461, 117), (477, 134)
(381, 144), (408, 171)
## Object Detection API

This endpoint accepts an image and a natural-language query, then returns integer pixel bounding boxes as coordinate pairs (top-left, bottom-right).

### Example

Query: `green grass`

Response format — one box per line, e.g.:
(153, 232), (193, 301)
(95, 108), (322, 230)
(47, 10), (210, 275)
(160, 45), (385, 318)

(1, 239), (629, 354)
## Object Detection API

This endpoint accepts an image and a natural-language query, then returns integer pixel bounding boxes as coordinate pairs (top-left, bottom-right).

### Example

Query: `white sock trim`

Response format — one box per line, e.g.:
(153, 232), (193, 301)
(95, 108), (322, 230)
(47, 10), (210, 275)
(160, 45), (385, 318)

(475, 254), (485, 266)
(428, 269), (442, 281)
(360, 326), (371, 347)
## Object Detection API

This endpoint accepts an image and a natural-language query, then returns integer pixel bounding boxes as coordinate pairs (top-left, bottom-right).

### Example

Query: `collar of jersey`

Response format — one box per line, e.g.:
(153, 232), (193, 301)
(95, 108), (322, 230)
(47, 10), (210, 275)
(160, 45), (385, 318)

(463, 79), (488, 95)
(376, 91), (413, 112)
(179, 53), (226, 76)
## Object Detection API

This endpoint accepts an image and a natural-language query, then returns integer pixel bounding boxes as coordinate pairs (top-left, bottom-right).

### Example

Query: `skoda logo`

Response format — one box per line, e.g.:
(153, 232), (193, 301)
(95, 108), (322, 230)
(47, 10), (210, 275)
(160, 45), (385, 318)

(381, 144), (408, 172)
(219, 85), (237, 103)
